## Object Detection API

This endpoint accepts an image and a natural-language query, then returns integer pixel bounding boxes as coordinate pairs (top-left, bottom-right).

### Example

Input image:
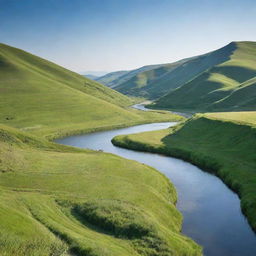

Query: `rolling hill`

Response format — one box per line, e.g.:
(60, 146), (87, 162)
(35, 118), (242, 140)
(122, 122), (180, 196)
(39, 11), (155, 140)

(101, 42), (239, 99)
(102, 41), (256, 112)
(0, 43), (178, 138)
(96, 64), (168, 90)
(0, 123), (200, 256)
(152, 41), (256, 111)
(112, 111), (256, 232)
(0, 44), (198, 255)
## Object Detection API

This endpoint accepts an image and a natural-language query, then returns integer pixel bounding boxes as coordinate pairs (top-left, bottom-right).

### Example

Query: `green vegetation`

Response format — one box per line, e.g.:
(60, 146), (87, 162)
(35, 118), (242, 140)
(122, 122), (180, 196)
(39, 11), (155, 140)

(153, 41), (256, 111)
(95, 70), (129, 87)
(96, 64), (167, 91)
(0, 124), (201, 255)
(106, 41), (238, 99)
(103, 41), (256, 111)
(112, 112), (256, 232)
(114, 63), (184, 98)
(0, 43), (182, 139)
(0, 43), (199, 255)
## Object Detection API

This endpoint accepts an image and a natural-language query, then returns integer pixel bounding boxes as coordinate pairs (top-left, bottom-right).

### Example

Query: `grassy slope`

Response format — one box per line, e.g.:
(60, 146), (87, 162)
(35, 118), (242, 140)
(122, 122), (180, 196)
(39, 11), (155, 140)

(112, 112), (256, 232)
(113, 42), (238, 100)
(153, 41), (256, 111)
(0, 44), (198, 255)
(0, 43), (182, 139)
(0, 124), (201, 256)
(114, 63), (183, 98)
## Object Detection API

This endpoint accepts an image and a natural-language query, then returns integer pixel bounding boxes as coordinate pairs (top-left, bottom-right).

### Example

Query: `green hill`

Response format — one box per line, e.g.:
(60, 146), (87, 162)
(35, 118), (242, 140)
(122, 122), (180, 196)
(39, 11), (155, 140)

(96, 64), (167, 90)
(113, 61), (187, 98)
(0, 43), (179, 138)
(0, 44), (194, 255)
(107, 42), (238, 99)
(112, 111), (256, 232)
(153, 41), (256, 111)
(0, 124), (201, 256)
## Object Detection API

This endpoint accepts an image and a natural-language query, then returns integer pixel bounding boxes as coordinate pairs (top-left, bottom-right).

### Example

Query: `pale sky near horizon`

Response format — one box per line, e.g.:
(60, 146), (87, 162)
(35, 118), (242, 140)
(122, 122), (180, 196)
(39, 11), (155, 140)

(1, 0), (256, 73)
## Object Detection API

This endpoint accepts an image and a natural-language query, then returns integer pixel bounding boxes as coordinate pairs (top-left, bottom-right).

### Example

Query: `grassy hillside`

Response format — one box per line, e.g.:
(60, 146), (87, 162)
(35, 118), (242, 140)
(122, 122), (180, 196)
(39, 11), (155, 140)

(0, 43), (181, 138)
(153, 41), (256, 111)
(112, 112), (256, 232)
(0, 43), (196, 255)
(114, 61), (186, 98)
(110, 42), (238, 99)
(0, 124), (201, 256)
(97, 64), (165, 89)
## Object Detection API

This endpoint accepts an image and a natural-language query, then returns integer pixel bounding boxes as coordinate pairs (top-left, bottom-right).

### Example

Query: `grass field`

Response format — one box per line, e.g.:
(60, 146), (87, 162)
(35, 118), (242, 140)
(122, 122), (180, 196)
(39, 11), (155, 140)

(112, 112), (256, 232)
(0, 124), (201, 256)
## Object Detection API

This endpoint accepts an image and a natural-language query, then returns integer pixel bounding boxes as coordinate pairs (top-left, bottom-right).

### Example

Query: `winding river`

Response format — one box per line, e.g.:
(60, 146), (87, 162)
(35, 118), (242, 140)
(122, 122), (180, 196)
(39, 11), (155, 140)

(56, 119), (256, 255)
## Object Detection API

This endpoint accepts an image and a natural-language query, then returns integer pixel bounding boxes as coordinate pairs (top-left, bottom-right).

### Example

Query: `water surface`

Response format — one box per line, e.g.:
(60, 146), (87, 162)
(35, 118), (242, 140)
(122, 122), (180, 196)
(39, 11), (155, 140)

(132, 103), (193, 118)
(56, 122), (256, 256)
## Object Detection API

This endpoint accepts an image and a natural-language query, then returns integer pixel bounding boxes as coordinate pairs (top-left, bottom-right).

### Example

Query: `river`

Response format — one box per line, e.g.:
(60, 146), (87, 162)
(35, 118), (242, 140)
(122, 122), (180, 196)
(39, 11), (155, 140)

(55, 121), (256, 256)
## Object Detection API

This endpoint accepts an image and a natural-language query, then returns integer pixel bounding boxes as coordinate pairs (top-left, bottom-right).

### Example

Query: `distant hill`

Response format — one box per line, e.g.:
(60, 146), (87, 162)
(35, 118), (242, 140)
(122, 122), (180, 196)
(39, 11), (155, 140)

(96, 70), (129, 87)
(108, 43), (240, 99)
(153, 41), (256, 111)
(0, 43), (173, 138)
(96, 64), (166, 90)
(106, 41), (256, 111)
(113, 59), (193, 98)
(83, 74), (99, 80)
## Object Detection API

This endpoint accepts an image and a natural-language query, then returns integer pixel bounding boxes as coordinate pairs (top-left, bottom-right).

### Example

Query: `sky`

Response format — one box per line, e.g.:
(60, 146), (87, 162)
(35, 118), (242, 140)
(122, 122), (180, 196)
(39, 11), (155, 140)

(1, 0), (256, 73)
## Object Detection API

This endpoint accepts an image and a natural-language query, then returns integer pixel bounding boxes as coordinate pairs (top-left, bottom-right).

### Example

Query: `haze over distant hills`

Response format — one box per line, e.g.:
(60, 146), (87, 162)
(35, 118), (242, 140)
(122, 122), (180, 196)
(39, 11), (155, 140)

(98, 41), (256, 112)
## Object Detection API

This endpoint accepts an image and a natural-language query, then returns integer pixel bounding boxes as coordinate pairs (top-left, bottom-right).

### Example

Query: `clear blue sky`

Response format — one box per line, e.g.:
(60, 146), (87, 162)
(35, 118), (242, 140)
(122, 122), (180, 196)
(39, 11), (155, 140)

(1, 0), (256, 73)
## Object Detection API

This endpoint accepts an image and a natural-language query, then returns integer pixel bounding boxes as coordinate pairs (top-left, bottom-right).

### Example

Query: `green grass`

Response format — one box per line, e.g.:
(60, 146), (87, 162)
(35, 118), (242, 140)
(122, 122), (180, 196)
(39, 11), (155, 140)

(153, 41), (256, 111)
(112, 112), (256, 232)
(112, 41), (240, 100)
(115, 63), (183, 99)
(0, 43), (199, 255)
(0, 124), (201, 256)
(0, 43), (182, 139)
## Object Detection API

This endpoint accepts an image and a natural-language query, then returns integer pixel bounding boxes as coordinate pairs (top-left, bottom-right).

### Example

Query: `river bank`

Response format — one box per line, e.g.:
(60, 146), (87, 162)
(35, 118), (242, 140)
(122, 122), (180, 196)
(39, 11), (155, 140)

(57, 121), (256, 256)
(112, 113), (256, 235)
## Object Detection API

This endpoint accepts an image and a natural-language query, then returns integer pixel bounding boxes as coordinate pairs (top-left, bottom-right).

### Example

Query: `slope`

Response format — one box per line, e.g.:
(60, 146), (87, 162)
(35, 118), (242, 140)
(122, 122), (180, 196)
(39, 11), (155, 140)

(153, 41), (256, 111)
(112, 112), (256, 232)
(111, 42), (237, 99)
(97, 64), (166, 89)
(0, 124), (201, 256)
(114, 61), (188, 98)
(95, 70), (129, 87)
(0, 43), (179, 138)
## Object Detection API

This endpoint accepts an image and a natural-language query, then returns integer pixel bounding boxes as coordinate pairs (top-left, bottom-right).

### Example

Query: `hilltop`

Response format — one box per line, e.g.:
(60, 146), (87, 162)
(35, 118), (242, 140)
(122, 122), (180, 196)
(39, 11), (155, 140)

(0, 43), (180, 138)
